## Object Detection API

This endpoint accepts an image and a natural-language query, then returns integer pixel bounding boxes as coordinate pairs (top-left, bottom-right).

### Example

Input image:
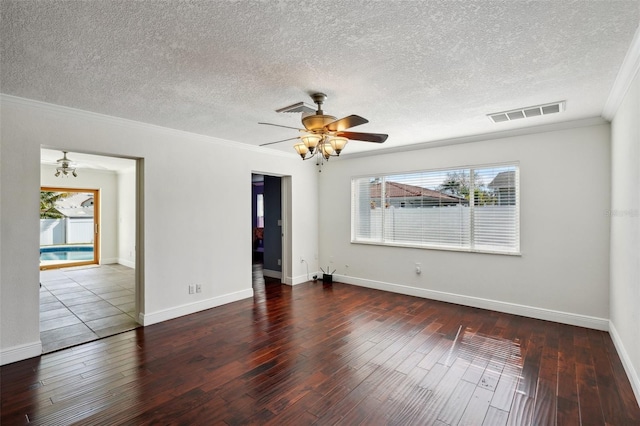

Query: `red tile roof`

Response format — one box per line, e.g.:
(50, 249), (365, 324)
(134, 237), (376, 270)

(370, 181), (465, 203)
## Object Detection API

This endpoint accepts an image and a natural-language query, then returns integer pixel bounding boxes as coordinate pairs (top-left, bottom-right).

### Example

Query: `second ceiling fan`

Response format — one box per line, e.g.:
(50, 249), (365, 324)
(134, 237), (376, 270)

(259, 92), (388, 161)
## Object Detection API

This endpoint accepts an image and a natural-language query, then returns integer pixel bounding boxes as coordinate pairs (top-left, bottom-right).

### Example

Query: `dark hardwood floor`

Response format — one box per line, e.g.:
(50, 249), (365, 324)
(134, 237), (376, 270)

(2, 267), (639, 425)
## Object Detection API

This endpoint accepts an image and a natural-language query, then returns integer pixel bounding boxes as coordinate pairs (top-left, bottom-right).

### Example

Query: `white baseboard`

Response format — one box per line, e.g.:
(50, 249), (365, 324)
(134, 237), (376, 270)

(291, 271), (320, 286)
(101, 257), (118, 264)
(290, 275), (306, 285)
(262, 269), (282, 279)
(0, 341), (42, 366)
(609, 321), (640, 405)
(140, 288), (253, 326)
(117, 258), (135, 268)
(335, 275), (609, 331)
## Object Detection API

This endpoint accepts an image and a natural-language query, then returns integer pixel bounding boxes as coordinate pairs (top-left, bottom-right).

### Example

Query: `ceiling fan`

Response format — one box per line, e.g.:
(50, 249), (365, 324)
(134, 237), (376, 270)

(259, 93), (388, 162)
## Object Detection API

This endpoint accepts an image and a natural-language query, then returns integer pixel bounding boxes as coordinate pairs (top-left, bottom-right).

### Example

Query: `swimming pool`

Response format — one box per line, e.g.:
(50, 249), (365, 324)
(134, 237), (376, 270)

(40, 246), (94, 261)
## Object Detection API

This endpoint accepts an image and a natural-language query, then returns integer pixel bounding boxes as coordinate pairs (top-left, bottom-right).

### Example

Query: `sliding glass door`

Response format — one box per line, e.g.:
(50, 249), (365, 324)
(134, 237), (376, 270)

(40, 187), (100, 270)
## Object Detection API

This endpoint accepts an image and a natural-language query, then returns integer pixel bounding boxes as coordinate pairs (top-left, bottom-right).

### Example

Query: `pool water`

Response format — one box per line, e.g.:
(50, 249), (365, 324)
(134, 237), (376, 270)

(40, 246), (94, 261)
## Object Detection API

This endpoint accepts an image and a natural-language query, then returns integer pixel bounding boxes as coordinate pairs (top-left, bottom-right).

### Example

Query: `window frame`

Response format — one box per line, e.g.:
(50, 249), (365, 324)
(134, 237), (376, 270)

(351, 162), (521, 256)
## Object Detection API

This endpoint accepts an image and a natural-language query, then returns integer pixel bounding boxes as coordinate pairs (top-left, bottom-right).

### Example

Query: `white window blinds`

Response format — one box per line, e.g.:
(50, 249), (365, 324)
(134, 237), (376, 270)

(352, 164), (519, 254)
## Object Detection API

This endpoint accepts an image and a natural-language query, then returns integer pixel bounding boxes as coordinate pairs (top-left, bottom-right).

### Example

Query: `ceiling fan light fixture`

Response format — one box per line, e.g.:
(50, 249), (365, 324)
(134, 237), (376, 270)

(293, 142), (309, 159)
(55, 151), (78, 178)
(329, 137), (348, 155)
(300, 134), (321, 153)
(320, 142), (334, 159)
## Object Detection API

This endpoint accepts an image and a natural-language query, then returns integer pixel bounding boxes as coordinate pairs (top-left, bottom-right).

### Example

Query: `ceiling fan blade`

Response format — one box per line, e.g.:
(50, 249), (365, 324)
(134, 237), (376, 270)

(337, 131), (388, 143)
(258, 122), (304, 131)
(325, 115), (369, 132)
(259, 137), (300, 147)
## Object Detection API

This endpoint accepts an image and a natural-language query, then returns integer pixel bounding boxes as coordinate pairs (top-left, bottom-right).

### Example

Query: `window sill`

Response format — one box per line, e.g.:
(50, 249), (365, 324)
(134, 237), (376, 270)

(351, 240), (522, 256)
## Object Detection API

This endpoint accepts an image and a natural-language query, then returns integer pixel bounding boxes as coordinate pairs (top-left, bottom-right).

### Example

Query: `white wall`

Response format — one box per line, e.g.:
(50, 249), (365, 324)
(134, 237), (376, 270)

(0, 96), (319, 364)
(610, 68), (640, 401)
(319, 123), (611, 329)
(117, 169), (136, 268)
(41, 164), (119, 263)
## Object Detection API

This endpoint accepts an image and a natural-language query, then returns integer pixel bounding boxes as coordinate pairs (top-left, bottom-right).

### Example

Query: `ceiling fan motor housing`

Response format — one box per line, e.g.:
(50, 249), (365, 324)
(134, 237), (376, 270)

(302, 114), (337, 132)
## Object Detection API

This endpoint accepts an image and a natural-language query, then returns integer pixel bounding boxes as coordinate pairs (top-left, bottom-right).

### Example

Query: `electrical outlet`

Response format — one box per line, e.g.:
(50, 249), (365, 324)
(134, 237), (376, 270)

(277, 259), (281, 266)
(196, 284), (202, 293)
(189, 284), (195, 294)
(415, 263), (422, 275)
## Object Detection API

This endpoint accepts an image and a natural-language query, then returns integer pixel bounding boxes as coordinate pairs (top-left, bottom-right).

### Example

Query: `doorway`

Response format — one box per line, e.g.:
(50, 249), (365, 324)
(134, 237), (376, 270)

(252, 173), (292, 284)
(252, 174), (282, 276)
(40, 187), (100, 270)
(39, 149), (141, 353)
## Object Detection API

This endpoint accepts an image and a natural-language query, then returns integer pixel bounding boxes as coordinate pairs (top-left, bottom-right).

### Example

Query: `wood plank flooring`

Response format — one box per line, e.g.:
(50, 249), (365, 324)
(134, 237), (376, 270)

(2, 269), (639, 425)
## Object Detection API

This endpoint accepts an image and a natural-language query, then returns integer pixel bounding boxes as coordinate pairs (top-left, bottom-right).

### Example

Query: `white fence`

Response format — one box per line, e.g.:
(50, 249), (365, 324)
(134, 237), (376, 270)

(359, 205), (517, 250)
(40, 218), (94, 246)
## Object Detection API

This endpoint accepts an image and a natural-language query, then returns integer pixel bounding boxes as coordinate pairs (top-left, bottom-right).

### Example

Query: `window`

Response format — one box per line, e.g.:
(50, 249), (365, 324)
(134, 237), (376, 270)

(352, 164), (519, 254)
(256, 193), (265, 228)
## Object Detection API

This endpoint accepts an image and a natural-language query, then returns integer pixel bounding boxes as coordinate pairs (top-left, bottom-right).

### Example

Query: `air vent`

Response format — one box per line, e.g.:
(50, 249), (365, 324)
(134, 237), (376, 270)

(488, 101), (565, 123)
(275, 102), (316, 114)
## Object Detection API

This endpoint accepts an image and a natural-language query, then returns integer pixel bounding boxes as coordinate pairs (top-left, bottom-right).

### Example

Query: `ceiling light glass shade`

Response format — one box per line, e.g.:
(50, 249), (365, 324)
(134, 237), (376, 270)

(300, 134), (321, 153)
(293, 142), (309, 159)
(55, 166), (77, 177)
(329, 137), (348, 155)
(320, 143), (334, 159)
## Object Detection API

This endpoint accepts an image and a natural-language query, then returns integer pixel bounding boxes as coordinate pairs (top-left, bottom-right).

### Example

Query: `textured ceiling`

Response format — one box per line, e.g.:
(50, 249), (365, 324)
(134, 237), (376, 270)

(2, 1), (639, 156)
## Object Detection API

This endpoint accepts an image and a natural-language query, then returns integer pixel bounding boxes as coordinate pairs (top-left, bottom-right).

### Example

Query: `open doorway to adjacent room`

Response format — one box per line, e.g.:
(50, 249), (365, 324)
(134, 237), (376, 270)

(39, 148), (141, 353)
(251, 173), (292, 287)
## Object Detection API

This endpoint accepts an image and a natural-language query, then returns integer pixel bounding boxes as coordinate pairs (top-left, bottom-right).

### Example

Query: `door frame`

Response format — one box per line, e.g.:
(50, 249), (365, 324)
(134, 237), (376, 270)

(40, 186), (100, 270)
(281, 176), (292, 285)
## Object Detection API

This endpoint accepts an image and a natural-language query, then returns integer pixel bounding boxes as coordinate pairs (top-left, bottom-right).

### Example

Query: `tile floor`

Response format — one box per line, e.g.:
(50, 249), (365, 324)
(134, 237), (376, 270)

(39, 264), (139, 353)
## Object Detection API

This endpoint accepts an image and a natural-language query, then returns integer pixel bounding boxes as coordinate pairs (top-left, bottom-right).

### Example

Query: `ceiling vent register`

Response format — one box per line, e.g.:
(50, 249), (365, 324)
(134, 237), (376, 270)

(276, 102), (316, 114)
(488, 101), (565, 123)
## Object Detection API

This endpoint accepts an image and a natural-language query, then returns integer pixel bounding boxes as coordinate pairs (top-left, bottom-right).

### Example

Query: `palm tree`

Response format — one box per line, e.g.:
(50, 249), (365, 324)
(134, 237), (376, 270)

(40, 191), (69, 219)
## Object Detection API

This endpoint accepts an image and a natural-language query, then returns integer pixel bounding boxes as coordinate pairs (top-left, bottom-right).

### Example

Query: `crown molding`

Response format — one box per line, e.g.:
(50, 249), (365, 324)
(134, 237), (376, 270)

(602, 24), (640, 120)
(342, 116), (608, 160)
(0, 94), (296, 159)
